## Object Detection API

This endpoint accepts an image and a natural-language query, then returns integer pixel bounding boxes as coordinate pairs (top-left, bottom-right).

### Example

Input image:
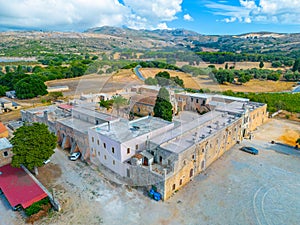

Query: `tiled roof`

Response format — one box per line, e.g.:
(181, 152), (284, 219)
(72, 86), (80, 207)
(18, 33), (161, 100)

(0, 122), (7, 134)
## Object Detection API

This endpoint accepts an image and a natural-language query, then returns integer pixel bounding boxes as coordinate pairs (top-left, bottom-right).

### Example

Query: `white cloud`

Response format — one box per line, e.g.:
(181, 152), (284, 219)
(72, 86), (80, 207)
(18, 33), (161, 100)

(0, 0), (183, 31)
(156, 23), (171, 30)
(183, 14), (194, 21)
(123, 0), (182, 29)
(224, 17), (237, 23)
(206, 0), (300, 25)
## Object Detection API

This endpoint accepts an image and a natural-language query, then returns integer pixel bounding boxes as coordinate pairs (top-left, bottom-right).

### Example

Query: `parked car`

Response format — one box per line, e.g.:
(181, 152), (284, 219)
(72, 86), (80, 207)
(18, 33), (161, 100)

(69, 152), (81, 161)
(43, 159), (51, 164)
(240, 146), (259, 155)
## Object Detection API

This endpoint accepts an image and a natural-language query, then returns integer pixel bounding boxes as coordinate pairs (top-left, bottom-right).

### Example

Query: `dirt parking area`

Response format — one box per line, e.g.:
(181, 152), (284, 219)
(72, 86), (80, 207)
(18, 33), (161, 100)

(2, 118), (300, 225)
(45, 71), (142, 98)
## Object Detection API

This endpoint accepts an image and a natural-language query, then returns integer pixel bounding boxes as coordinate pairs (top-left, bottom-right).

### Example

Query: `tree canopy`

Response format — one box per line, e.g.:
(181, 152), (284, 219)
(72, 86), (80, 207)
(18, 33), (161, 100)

(155, 71), (171, 86)
(259, 61), (264, 69)
(0, 85), (8, 96)
(15, 75), (48, 99)
(10, 123), (57, 173)
(145, 77), (158, 85)
(153, 87), (172, 122)
(292, 59), (300, 72)
(99, 99), (114, 110)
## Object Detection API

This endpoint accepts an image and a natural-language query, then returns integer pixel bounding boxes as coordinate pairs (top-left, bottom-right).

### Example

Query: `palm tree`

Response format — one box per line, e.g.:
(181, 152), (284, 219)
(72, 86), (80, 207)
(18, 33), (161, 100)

(112, 95), (128, 116)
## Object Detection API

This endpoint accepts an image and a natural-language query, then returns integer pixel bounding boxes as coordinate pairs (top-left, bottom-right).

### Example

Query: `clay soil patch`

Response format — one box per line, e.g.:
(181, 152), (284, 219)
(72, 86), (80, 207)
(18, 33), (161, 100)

(37, 163), (62, 189)
(279, 129), (300, 146)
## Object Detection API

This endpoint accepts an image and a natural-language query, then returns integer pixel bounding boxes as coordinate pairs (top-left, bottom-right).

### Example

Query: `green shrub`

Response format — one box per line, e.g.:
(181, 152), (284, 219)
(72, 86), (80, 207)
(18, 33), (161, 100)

(25, 197), (50, 216)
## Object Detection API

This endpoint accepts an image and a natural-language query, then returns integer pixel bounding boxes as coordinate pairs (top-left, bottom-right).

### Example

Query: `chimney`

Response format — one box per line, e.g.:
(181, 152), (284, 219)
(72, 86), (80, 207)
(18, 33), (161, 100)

(43, 111), (48, 121)
(108, 121), (111, 131)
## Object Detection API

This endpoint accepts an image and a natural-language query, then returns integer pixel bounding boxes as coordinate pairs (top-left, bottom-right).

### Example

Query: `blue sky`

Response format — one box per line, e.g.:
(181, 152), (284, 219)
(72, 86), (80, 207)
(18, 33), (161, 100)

(0, 0), (299, 34)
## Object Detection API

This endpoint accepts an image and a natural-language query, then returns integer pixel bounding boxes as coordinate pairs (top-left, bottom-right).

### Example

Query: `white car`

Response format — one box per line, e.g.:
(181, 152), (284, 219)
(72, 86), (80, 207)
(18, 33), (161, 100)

(43, 159), (51, 164)
(69, 152), (81, 161)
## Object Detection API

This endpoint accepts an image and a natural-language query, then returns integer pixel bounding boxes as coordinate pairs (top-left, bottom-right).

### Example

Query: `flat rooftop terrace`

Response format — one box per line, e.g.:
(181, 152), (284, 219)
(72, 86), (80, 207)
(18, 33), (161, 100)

(72, 107), (118, 122)
(92, 116), (173, 143)
(152, 111), (240, 154)
(215, 101), (265, 115)
(57, 117), (95, 134)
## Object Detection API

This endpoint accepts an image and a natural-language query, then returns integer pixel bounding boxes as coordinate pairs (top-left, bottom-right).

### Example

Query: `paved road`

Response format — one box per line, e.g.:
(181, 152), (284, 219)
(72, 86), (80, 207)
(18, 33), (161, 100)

(292, 85), (300, 93)
(133, 65), (145, 81)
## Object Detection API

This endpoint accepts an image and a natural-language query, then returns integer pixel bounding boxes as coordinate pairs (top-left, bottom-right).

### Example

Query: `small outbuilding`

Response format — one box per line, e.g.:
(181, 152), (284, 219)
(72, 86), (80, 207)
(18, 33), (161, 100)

(0, 164), (48, 210)
(0, 138), (13, 167)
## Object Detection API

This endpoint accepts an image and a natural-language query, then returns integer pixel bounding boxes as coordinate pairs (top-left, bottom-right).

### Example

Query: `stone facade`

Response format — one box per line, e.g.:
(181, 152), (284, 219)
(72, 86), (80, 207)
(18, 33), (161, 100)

(20, 93), (268, 201)
(163, 118), (243, 199)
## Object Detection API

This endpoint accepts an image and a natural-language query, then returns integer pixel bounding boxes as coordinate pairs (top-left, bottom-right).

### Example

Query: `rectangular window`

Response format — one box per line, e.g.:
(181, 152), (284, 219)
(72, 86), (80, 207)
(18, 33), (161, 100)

(172, 184), (176, 190)
(113, 160), (115, 165)
(3, 151), (8, 157)
(127, 169), (130, 177)
(112, 147), (115, 154)
(97, 140), (99, 145)
(104, 155), (107, 160)
(196, 99), (199, 103)
(98, 151), (100, 156)
(191, 97), (193, 102)
(179, 179), (182, 186)
(135, 144), (138, 150)
(103, 143), (106, 149)
(127, 148), (130, 154)
(92, 137), (94, 143)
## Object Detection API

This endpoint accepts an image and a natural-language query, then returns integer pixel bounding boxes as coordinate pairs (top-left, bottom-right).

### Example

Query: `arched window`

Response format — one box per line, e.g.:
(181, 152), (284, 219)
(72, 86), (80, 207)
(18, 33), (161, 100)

(190, 168), (194, 178)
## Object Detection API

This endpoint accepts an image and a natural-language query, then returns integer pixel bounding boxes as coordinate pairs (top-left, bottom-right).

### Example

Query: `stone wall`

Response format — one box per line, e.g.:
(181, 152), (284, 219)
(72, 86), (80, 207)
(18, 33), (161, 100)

(163, 118), (243, 199)
(248, 104), (268, 132)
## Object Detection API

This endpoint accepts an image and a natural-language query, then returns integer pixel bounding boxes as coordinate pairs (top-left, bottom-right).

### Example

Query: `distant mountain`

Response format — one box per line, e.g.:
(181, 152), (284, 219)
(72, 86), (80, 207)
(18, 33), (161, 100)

(1, 26), (300, 57)
(85, 26), (200, 37)
(84, 26), (300, 54)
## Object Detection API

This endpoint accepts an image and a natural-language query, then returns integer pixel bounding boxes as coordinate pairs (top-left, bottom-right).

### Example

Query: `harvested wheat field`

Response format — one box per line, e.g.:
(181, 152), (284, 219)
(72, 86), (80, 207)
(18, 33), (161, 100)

(46, 70), (142, 98)
(140, 68), (201, 89)
(196, 76), (295, 92)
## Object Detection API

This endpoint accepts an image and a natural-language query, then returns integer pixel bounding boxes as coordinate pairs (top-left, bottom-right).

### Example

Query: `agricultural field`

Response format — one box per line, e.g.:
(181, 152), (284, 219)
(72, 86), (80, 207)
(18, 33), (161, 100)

(139, 68), (295, 92)
(140, 68), (201, 89)
(45, 70), (142, 97)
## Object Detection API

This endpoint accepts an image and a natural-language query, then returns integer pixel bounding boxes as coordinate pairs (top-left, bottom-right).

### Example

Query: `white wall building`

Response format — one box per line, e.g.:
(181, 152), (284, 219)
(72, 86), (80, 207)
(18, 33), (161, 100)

(88, 116), (174, 176)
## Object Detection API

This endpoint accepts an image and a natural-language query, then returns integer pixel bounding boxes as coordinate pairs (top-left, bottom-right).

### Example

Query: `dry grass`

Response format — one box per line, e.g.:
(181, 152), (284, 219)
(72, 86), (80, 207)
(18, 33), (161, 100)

(140, 68), (201, 89)
(279, 128), (300, 146)
(196, 75), (295, 92)
(45, 70), (142, 98)
(140, 68), (294, 92)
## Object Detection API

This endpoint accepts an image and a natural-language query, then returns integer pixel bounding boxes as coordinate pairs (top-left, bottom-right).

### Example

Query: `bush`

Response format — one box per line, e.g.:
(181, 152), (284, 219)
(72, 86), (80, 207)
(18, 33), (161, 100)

(145, 77), (158, 85)
(25, 198), (50, 216)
